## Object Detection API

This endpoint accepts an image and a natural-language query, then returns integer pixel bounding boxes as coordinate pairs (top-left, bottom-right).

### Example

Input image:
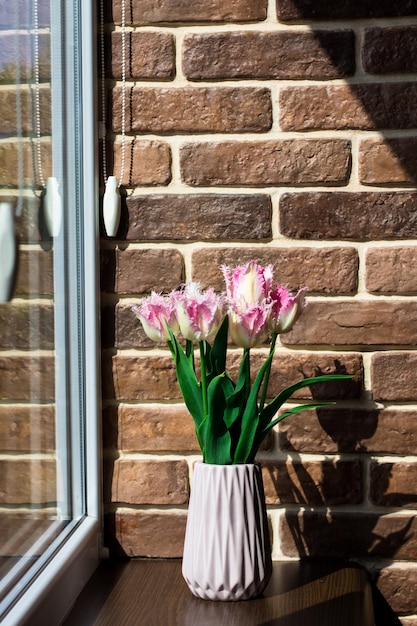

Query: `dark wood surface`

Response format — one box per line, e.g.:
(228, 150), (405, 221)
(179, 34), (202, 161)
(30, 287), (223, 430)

(64, 558), (375, 625)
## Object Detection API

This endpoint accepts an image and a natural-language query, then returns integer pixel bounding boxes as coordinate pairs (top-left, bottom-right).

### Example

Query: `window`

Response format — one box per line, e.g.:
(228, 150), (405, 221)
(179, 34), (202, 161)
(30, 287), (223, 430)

(0, 1), (101, 623)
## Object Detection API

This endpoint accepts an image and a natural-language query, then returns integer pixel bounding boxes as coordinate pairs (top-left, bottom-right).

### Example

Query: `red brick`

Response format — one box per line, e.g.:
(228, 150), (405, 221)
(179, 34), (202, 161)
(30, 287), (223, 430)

(111, 0), (267, 23)
(0, 459), (56, 504)
(14, 249), (54, 296)
(183, 30), (354, 80)
(0, 405), (55, 452)
(363, 27), (417, 74)
(0, 302), (54, 350)
(107, 459), (189, 505)
(262, 460), (362, 505)
(0, 356), (55, 402)
(279, 192), (417, 240)
(111, 139), (171, 187)
(276, 0), (417, 21)
(282, 300), (417, 347)
(280, 84), (417, 131)
(372, 353), (417, 402)
(102, 354), (179, 402)
(100, 248), (184, 294)
(366, 247), (417, 294)
(106, 510), (186, 558)
(123, 195), (272, 242)
(359, 138), (417, 185)
(279, 408), (417, 456)
(376, 565), (417, 615)
(370, 462), (417, 508)
(109, 31), (175, 79)
(111, 86), (272, 134)
(180, 140), (351, 186)
(0, 141), (52, 187)
(191, 246), (358, 295)
(103, 404), (199, 452)
(0, 89), (51, 135)
(280, 511), (417, 560)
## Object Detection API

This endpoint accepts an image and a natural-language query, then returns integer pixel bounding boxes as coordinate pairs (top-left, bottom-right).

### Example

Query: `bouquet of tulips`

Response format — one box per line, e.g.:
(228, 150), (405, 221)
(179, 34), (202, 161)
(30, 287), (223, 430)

(134, 261), (350, 465)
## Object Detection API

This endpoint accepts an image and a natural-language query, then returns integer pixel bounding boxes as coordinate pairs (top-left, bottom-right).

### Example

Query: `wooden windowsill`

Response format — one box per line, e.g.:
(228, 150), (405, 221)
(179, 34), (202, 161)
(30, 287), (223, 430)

(64, 558), (376, 625)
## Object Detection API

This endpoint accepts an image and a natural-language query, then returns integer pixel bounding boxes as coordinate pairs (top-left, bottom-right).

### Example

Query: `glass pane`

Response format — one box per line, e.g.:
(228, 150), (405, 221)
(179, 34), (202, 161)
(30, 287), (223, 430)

(0, 0), (86, 614)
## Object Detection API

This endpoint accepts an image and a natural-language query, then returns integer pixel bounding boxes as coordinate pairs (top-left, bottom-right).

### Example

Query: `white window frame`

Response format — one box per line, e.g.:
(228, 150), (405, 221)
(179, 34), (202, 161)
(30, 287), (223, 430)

(2, 0), (102, 623)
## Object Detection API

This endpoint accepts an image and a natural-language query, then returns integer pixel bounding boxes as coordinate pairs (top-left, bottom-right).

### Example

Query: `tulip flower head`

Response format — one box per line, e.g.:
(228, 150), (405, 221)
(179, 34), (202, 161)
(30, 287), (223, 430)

(174, 282), (226, 343)
(269, 285), (306, 335)
(133, 292), (178, 342)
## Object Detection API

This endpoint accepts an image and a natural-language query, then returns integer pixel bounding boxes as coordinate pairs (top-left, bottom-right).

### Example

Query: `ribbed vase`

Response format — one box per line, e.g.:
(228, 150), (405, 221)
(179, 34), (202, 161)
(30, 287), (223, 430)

(182, 462), (272, 601)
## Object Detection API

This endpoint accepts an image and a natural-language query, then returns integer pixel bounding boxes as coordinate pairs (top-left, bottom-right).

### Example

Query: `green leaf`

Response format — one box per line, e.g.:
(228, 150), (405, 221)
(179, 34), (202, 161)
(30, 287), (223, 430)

(198, 374), (232, 464)
(259, 374), (353, 427)
(209, 315), (229, 377)
(232, 352), (275, 464)
(167, 327), (204, 431)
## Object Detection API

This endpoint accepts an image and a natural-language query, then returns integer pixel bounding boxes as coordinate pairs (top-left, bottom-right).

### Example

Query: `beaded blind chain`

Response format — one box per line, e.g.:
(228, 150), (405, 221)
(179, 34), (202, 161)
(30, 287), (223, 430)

(100, 0), (127, 236)
(30, 0), (62, 237)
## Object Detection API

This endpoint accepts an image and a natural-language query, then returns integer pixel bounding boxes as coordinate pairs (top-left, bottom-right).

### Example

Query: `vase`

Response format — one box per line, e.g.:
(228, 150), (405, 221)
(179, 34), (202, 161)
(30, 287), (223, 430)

(182, 462), (272, 601)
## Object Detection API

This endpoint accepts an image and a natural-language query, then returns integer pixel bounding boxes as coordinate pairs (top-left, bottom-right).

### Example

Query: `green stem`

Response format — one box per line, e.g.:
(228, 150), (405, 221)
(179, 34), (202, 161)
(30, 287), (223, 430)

(199, 341), (209, 418)
(244, 347), (251, 402)
(259, 333), (277, 413)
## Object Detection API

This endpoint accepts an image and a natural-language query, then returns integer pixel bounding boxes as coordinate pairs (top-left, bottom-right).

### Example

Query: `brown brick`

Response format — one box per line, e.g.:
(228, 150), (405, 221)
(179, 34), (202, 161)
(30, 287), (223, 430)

(0, 405), (55, 452)
(359, 138), (417, 185)
(191, 246), (358, 295)
(14, 249), (54, 296)
(280, 192), (417, 240)
(366, 247), (417, 294)
(106, 510), (186, 558)
(0, 141), (52, 187)
(123, 194), (272, 242)
(102, 354), (179, 402)
(183, 30), (354, 80)
(180, 140), (351, 186)
(363, 27), (417, 74)
(111, 86), (272, 134)
(112, 0), (267, 23)
(372, 353), (417, 402)
(0, 459), (56, 504)
(280, 511), (417, 560)
(111, 139), (171, 187)
(109, 31), (175, 79)
(279, 408), (417, 456)
(282, 301), (417, 347)
(103, 404), (199, 452)
(0, 516), (61, 557)
(377, 566), (417, 616)
(0, 356), (55, 402)
(0, 89), (51, 135)
(107, 459), (189, 505)
(279, 84), (417, 131)
(370, 462), (417, 508)
(100, 248), (184, 294)
(262, 460), (362, 506)
(276, 0), (417, 21)
(15, 197), (46, 244)
(0, 303), (54, 350)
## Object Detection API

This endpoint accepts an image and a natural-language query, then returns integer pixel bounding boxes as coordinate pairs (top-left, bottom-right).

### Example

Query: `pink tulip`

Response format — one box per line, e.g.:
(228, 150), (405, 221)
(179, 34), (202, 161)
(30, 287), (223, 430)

(175, 282), (226, 343)
(222, 261), (273, 348)
(222, 261), (273, 308)
(133, 292), (179, 342)
(269, 285), (306, 334)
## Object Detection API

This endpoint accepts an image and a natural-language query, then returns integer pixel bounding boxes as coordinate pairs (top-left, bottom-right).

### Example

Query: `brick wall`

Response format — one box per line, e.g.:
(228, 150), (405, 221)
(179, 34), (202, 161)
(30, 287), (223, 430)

(101, 1), (417, 620)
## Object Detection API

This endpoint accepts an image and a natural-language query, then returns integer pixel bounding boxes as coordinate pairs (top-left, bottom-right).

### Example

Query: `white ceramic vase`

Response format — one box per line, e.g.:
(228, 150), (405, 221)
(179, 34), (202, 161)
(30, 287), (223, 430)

(182, 462), (272, 601)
